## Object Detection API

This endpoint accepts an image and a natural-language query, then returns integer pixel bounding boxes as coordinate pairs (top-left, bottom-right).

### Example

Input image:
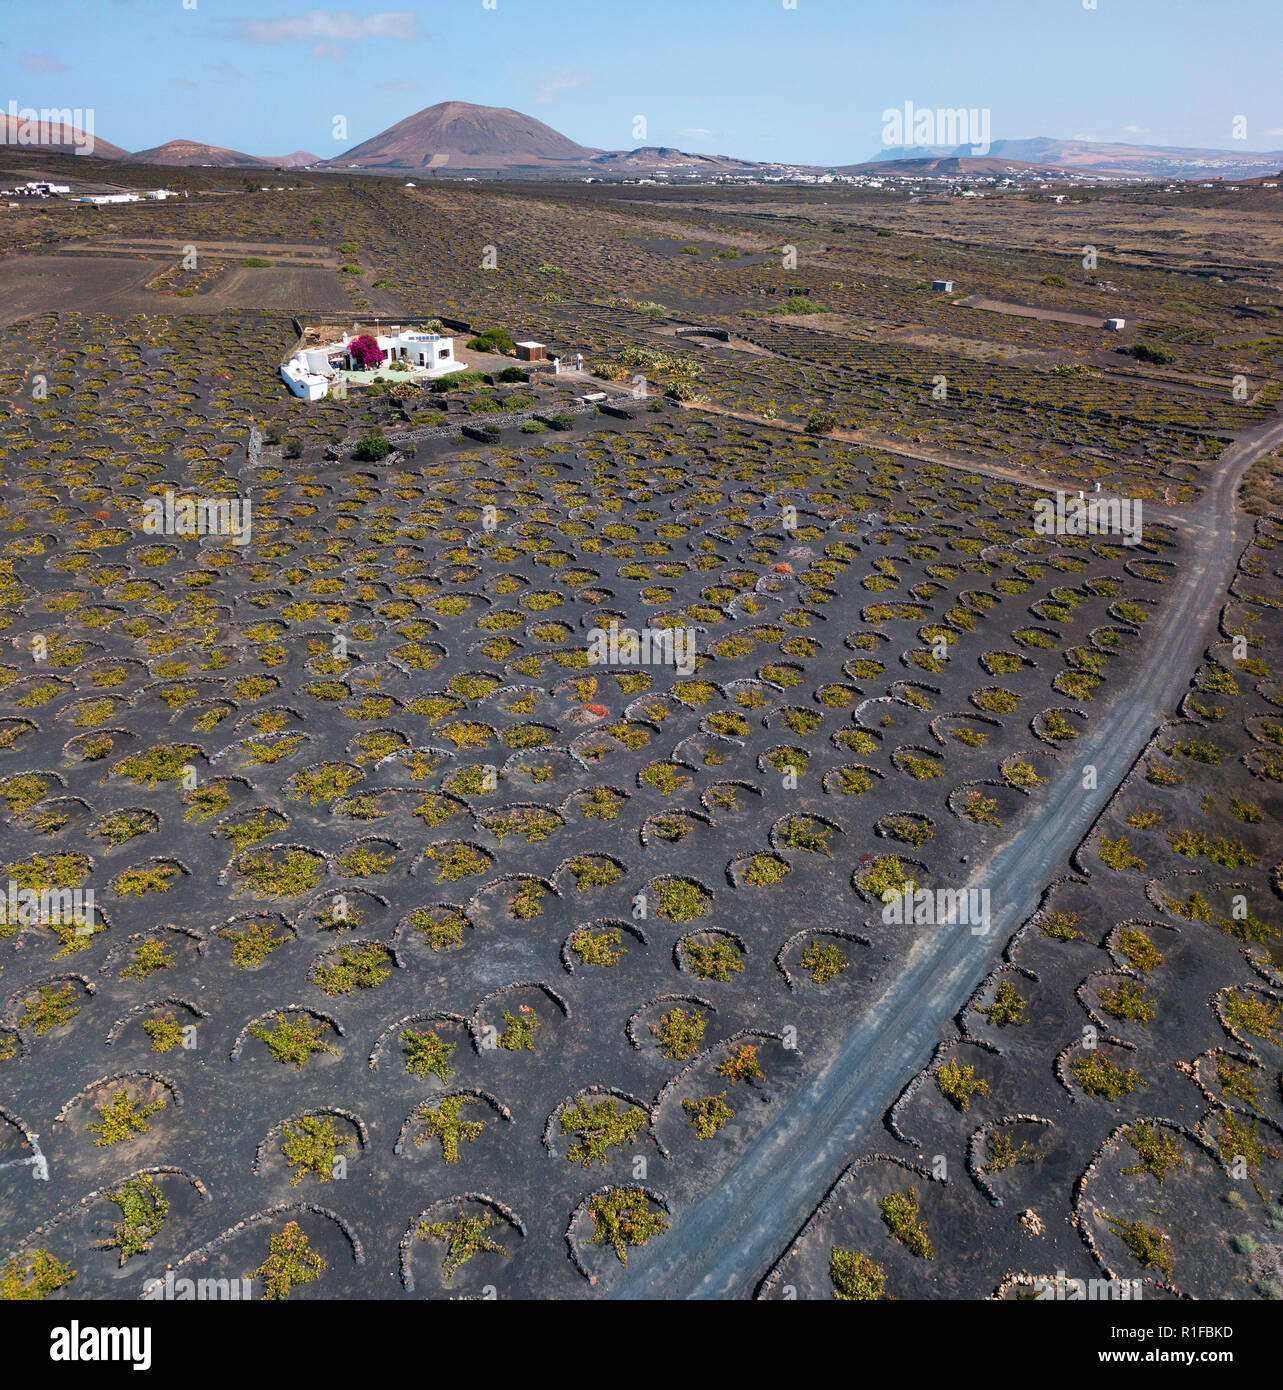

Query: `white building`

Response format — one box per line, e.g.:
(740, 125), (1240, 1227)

(281, 353), (338, 401)
(4, 180), (70, 197)
(374, 328), (465, 373)
(76, 192), (139, 205)
(1103, 317), (1126, 331)
(281, 327), (465, 401)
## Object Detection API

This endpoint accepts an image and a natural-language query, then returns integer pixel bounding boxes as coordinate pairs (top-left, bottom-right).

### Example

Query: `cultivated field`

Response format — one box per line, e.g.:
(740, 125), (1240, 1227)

(0, 157), (1280, 1302)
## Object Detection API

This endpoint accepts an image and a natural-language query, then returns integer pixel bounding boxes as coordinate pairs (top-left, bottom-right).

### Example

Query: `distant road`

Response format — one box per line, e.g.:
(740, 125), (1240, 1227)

(614, 411), (1283, 1300)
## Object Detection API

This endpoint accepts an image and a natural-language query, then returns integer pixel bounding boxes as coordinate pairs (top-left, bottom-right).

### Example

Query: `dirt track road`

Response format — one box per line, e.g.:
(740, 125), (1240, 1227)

(614, 410), (1283, 1300)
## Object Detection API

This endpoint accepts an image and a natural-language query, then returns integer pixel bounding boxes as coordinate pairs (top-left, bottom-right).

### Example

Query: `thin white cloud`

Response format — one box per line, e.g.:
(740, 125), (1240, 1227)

(681, 127), (712, 139)
(378, 78), (418, 93)
(236, 11), (419, 44)
(171, 77), (197, 89)
(534, 68), (586, 102)
(19, 51), (68, 73)
(1122, 124), (1148, 135)
(210, 63), (245, 79)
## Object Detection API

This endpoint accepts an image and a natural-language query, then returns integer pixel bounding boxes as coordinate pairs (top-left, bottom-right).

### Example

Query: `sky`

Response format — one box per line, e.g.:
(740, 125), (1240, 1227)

(1, 0), (1280, 162)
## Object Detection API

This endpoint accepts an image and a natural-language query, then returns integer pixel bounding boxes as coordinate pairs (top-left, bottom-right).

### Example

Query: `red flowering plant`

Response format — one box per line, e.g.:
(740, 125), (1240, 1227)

(347, 334), (384, 370)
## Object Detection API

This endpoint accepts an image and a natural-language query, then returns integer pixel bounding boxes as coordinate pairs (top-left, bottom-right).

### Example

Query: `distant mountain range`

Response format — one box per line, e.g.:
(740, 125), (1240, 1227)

(313, 102), (767, 175)
(329, 100), (595, 170)
(842, 155), (1070, 178)
(5, 102), (1280, 182)
(0, 113), (130, 161)
(585, 146), (762, 174)
(0, 118), (320, 170)
(870, 136), (1283, 180)
(127, 140), (323, 169)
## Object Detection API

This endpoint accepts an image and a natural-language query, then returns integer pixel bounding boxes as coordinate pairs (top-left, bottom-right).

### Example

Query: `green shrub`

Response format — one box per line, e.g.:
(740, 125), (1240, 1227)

(1100, 979), (1156, 1024)
(1128, 342), (1177, 365)
(312, 944), (391, 997)
(252, 1222), (326, 1299)
(466, 328), (516, 354)
(1071, 1051), (1145, 1099)
(800, 939), (848, 983)
(830, 1247), (886, 1299)
(985, 1131), (1037, 1172)
(937, 1057), (990, 1110)
(250, 1012), (336, 1069)
(683, 1092), (734, 1140)
(656, 879), (710, 922)
(1121, 1122), (1187, 1184)
(879, 1189), (933, 1259)
(587, 1188), (668, 1267)
(804, 410), (839, 436)
(417, 1211), (506, 1281)
(1105, 1215), (1173, 1279)
(649, 1006), (706, 1059)
(87, 1088), (165, 1147)
(1117, 927), (1163, 973)
(353, 430), (391, 462)
(412, 1095), (486, 1164)
(0, 1248), (74, 1300)
(560, 1097), (645, 1166)
(496, 1005), (540, 1051)
(281, 1115), (356, 1184)
(18, 983), (81, 1034)
(775, 295), (824, 315)
(1098, 835), (1145, 871)
(401, 1027), (455, 1081)
(976, 979), (1026, 1027)
(684, 937), (743, 980)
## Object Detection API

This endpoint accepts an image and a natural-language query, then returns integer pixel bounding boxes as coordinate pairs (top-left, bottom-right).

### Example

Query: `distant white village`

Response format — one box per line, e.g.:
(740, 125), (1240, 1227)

(0, 179), (176, 205)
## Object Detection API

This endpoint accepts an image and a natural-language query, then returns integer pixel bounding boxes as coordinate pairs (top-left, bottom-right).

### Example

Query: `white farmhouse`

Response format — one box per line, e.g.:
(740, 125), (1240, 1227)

(374, 327), (465, 373)
(281, 326), (466, 401)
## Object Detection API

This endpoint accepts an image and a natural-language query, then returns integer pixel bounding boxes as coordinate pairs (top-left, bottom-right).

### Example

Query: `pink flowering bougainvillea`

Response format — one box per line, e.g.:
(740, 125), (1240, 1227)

(347, 334), (385, 370)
